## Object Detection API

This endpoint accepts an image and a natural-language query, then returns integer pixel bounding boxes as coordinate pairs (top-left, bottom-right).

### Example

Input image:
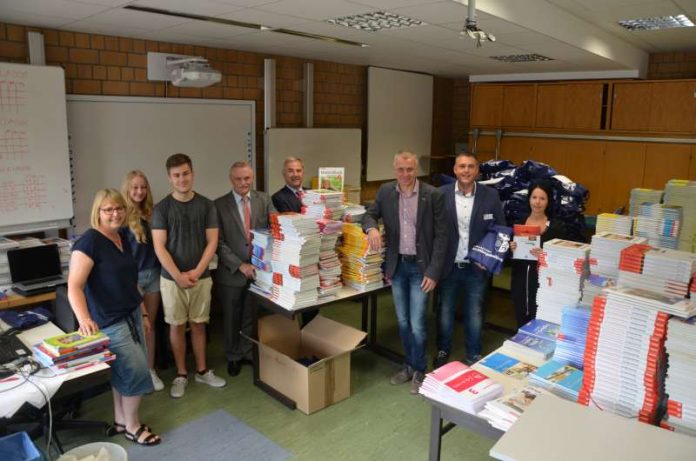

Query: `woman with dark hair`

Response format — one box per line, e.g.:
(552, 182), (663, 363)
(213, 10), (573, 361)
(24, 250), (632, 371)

(509, 181), (569, 328)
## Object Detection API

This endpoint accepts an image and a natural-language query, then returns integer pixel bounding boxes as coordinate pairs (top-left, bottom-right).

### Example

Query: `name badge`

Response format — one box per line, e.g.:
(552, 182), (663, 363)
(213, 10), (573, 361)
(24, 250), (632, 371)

(484, 213), (493, 220)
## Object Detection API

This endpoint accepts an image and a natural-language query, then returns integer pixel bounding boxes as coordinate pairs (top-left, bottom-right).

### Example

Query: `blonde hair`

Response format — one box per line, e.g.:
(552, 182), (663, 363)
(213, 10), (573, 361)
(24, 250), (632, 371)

(393, 150), (418, 166)
(90, 189), (127, 230)
(121, 170), (154, 243)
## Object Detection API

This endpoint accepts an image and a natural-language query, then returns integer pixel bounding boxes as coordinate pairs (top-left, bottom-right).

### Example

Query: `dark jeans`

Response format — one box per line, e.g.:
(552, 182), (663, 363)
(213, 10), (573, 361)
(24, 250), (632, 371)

(216, 282), (255, 362)
(438, 263), (490, 359)
(390, 260), (429, 373)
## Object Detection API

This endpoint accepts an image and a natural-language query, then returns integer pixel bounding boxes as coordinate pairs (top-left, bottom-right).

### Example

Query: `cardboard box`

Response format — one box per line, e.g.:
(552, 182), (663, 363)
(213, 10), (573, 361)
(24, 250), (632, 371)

(257, 314), (367, 415)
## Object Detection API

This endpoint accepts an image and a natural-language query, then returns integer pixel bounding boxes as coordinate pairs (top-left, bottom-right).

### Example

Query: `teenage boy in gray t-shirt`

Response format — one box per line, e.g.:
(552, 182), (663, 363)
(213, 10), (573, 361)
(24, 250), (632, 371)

(152, 153), (226, 398)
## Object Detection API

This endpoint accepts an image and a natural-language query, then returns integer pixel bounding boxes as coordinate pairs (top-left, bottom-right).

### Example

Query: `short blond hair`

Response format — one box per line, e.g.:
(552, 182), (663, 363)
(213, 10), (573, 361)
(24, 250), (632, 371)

(393, 150), (418, 166)
(90, 189), (126, 230)
(283, 156), (304, 170)
(230, 160), (252, 171)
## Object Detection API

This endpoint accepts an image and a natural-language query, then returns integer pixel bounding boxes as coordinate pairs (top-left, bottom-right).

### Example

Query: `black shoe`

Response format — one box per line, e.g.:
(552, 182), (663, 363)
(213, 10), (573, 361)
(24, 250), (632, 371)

(433, 350), (449, 370)
(463, 354), (482, 366)
(227, 361), (242, 377)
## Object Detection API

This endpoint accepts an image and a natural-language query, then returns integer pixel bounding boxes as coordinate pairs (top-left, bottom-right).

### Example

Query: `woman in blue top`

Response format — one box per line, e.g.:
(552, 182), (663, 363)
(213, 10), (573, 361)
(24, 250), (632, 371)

(68, 189), (161, 446)
(122, 170), (163, 392)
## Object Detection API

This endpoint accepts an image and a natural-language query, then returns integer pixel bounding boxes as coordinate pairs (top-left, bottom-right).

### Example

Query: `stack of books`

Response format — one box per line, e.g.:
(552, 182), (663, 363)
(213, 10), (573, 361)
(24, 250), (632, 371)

(269, 213), (321, 309)
(579, 291), (668, 423)
(553, 304), (591, 370)
(661, 317), (696, 436)
(301, 189), (345, 220)
(629, 188), (663, 216)
(595, 213), (633, 235)
(663, 180), (696, 253)
(633, 203), (682, 249)
(617, 245), (696, 300)
(337, 223), (384, 292)
(33, 331), (114, 374)
(528, 359), (583, 401)
(250, 229), (273, 294)
(0, 237), (20, 291)
(581, 273), (616, 306)
(502, 322), (556, 363)
(418, 361), (504, 415)
(479, 352), (538, 380)
(478, 385), (546, 432)
(342, 202), (366, 223)
(588, 232), (647, 278)
(316, 219), (343, 298)
(535, 239), (591, 325)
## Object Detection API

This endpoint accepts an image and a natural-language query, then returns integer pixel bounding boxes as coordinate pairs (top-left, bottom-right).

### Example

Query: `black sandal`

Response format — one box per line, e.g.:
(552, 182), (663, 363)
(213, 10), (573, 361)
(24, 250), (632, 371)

(106, 421), (151, 437)
(125, 424), (161, 446)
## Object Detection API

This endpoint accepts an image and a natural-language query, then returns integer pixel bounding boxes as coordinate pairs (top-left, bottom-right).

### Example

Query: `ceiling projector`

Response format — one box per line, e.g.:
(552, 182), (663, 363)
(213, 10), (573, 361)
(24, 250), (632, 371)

(167, 57), (221, 88)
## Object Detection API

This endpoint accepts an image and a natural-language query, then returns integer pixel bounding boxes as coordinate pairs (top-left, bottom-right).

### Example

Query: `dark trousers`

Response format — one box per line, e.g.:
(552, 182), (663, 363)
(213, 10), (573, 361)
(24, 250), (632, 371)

(215, 282), (255, 363)
(510, 260), (539, 329)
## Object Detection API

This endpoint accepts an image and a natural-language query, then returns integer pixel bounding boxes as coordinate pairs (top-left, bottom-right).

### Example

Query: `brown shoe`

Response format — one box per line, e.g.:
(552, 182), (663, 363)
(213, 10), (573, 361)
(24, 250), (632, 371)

(390, 366), (414, 385)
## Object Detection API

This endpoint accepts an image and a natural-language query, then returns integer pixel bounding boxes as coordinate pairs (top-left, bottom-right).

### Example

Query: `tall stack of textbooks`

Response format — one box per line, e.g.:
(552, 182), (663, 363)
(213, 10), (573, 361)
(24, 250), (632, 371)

(633, 203), (682, 249)
(479, 385), (546, 432)
(663, 180), (696, 253)
(301, 189), (345, 220)
(33, 331), (114, 374)
(535, 239), (590, 325)
(528, 359), (583, 401)
(595, 213), (633, 235)
(617, 245), (696, 300)
(316, 219), (343, 298)
(418, 361), (504, 415)
(578, 290), (669, 423)
(629, 188), (663, 216)
(269, 213), (321, 310)
(553, 304), (591, 370)
(250, 229), (273, 294)
(582, 232), (646, 306)
(337, 223), (384, 291)
(0, 237), (19, 291)
(662, 317), (696, 436)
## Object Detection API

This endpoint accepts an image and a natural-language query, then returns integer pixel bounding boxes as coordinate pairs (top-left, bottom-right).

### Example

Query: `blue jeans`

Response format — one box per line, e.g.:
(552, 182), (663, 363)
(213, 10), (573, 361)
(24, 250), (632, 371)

(438, 263), (490, 359)
(390, 260), (429, 373)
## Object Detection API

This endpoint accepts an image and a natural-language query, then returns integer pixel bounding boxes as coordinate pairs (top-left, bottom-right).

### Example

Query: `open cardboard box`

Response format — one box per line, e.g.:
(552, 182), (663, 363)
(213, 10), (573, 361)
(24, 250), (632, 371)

(255, 314), (367, 415)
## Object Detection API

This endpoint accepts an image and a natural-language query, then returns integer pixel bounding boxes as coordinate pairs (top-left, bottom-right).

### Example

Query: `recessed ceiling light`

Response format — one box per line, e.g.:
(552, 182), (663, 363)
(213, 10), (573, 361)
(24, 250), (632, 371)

(618, 14), (694, 31)
(490, 54), (553, 63)
(327, 11), (427, 32)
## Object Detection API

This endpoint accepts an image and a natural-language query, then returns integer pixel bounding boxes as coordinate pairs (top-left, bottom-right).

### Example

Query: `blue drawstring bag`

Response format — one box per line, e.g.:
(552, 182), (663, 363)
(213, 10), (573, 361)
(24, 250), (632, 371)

(469, 224), (513, 275)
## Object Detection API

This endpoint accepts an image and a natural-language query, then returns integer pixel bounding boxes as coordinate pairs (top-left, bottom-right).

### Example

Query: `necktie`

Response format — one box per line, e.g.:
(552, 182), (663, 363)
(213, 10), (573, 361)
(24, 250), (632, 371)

(242, 195), (251, 245)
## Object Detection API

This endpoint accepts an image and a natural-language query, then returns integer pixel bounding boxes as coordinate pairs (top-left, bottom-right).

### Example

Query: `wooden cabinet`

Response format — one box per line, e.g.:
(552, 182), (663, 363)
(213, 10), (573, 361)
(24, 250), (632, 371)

(601, 142), (646, 214)
(690, 146), (696, 181)
(501, 85), (536, 128)
(648, 82), (696, 133)
(610, 83), (651, 131)
(535, 83), (603, 130)
(470, 85), (503, 127)
(643, 144), (692, 188)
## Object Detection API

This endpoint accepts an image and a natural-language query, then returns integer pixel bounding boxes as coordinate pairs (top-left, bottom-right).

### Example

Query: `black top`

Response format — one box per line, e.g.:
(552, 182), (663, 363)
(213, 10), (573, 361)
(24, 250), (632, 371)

(271, 186), (302, 213)
(125, 218), (160, 272)
(72, 228), (142, 328)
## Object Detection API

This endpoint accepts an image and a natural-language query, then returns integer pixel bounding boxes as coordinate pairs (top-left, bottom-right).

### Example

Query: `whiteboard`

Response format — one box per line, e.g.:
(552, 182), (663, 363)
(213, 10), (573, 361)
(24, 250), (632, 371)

(265, 128), (361, 195)
(0, 63), (73, 234)
(67, 96), (254, 232)
(366, 67), (433, 181)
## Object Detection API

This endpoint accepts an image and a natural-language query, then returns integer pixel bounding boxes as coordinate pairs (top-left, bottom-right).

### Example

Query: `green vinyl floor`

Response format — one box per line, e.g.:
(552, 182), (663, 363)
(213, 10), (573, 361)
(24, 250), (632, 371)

(49, 281), (517, 461)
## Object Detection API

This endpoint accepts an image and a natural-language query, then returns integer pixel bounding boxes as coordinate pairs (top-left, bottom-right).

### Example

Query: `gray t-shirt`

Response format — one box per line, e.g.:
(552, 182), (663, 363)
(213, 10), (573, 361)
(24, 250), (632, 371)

(152, 192), (218, 281)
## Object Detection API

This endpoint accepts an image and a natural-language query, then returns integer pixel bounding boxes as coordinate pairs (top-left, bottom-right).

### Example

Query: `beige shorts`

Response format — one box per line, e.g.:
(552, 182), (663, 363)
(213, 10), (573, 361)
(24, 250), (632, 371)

(160, 276), (213, 325)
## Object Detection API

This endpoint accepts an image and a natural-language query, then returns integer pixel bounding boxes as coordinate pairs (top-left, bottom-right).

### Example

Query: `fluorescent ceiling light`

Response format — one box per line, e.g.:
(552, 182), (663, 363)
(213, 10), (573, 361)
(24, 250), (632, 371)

(123, 5), (367, 47)
(618, 14), (694, 31)
(327, 11), (427, 32)
(490, 54), (553, 63)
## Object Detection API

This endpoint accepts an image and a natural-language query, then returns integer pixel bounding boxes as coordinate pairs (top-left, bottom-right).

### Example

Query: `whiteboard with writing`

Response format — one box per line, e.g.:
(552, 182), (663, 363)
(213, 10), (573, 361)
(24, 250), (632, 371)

(0, 63), (73, 234)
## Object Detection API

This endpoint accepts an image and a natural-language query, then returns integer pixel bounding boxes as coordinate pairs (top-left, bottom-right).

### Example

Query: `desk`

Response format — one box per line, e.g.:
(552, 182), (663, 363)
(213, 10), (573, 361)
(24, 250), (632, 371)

(490, 394), (696, 461)
(1, 322), (110, 453)
(0, 291), (56, 311)
(249, 285), (401, 408)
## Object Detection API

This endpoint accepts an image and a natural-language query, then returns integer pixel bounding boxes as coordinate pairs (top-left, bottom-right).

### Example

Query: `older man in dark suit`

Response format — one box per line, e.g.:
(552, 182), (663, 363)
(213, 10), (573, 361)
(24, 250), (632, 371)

(436, 152), (506, 368)
(363, 151), (447, 394)
(214, 161), (276, 377)
(271, 156), (305, 213)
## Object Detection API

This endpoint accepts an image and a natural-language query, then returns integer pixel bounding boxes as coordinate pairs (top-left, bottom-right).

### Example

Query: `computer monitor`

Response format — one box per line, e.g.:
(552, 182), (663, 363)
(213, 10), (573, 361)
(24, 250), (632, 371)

(7, 244), (63, 283)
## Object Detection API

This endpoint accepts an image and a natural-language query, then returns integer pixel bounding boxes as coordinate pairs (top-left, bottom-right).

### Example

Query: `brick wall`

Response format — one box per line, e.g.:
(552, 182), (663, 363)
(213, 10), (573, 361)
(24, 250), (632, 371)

(0, 22), (466, 199)
(648, 50), (696, 79)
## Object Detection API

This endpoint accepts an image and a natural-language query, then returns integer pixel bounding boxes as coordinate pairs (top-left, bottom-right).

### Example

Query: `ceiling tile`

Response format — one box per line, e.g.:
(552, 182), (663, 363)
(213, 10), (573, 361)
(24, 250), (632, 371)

(131, 0), (244, 16)
(254, 0), (376, 21)
(1, 0), (108, 20)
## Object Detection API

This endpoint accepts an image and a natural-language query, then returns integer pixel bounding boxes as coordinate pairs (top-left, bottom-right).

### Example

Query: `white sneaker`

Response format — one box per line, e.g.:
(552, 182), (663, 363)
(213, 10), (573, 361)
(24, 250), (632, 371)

(170, 376), (188, 399)
(150, 369), (164, 392)
(194, 369), (227, 388)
